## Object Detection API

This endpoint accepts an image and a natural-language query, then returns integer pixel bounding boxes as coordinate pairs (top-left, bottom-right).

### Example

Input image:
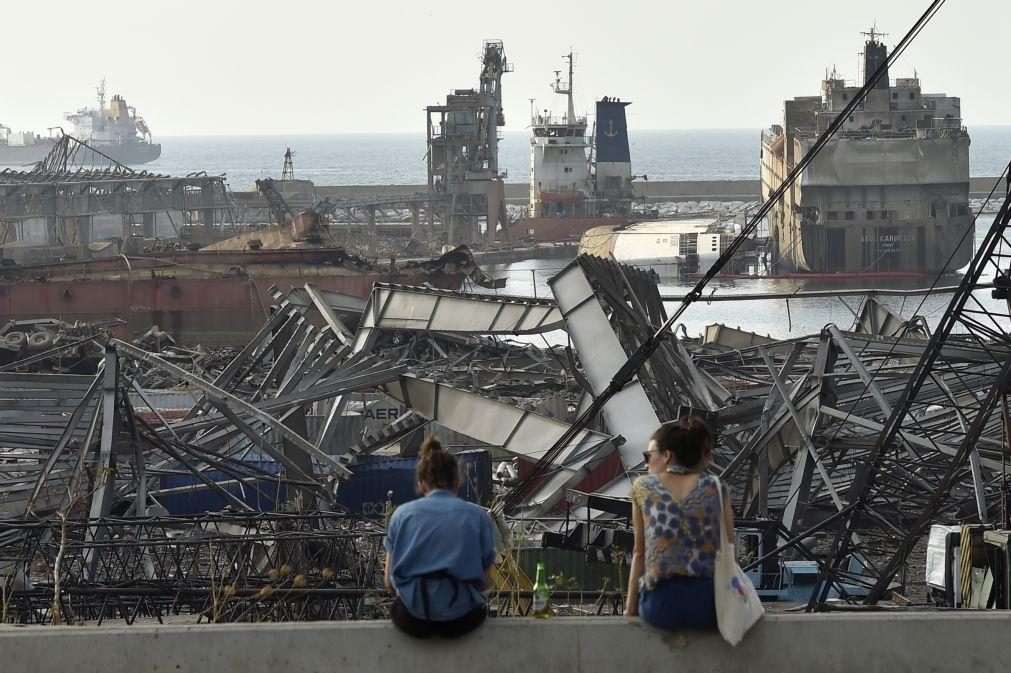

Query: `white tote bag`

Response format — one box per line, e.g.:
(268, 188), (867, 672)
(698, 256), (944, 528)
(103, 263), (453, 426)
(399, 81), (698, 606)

(713, 476), (763, 646)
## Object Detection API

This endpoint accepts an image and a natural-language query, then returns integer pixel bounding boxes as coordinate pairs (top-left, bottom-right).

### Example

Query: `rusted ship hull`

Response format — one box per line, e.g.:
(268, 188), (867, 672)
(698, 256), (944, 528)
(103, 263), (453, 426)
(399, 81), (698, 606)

(0, 247), (482, 345)
(0, 271), (460, 345)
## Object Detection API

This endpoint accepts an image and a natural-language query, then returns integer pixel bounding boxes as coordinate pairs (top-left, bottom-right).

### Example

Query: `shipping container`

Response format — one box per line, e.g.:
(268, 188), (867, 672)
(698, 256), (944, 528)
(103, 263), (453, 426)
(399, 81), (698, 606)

(159, 450), (492, 516)
(161, 461), (286, 515)
(336, 450), (492, 517)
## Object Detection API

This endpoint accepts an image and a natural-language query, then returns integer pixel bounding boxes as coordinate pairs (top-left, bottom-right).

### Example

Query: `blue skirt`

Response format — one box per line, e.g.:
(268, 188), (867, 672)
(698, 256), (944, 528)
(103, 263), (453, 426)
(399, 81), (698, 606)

(639, 575), (717, 632)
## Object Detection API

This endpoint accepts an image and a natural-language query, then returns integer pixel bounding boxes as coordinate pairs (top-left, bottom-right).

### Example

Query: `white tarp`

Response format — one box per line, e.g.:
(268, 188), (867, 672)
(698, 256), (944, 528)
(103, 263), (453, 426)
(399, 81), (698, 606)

(926, 524), (961, 590)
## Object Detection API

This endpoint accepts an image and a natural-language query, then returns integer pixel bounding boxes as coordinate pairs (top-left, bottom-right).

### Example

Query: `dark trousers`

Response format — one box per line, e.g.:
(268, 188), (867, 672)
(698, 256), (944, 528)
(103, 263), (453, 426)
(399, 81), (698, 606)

(639, 575), (717, 632)
(390, 598), (486, 639)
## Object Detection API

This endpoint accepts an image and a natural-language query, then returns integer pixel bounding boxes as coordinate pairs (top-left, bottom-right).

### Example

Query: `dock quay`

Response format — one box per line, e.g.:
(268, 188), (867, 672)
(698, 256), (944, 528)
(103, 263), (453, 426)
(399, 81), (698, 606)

(227, 176), (1005, 208)
(2, 614), (1006, 673)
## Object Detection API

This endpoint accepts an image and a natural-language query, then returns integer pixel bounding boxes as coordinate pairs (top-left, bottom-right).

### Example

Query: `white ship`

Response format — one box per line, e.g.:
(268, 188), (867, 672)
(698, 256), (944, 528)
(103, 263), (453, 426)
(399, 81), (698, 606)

(510, 52), (636, 242)
(579, 217), (747, 276)
(0, 80), (161, 167)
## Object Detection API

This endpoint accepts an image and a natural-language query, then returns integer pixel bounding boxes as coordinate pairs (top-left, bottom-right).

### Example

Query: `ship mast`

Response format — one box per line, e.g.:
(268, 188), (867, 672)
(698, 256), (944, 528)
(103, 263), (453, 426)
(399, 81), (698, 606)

(97, 79), (106, 112)
(861, 21), (887, 44)
(552, 51), (575, 123)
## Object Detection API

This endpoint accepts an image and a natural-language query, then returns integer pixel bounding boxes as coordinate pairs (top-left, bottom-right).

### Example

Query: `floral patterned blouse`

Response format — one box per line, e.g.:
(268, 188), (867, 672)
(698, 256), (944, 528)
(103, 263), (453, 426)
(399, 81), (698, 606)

(630, 473), (723, 590)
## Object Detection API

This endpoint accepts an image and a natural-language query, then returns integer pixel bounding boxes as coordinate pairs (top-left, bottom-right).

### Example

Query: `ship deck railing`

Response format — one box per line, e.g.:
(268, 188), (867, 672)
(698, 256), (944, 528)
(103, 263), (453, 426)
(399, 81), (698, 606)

(531, 115), (588, 127)
(797, 125), (968, 141)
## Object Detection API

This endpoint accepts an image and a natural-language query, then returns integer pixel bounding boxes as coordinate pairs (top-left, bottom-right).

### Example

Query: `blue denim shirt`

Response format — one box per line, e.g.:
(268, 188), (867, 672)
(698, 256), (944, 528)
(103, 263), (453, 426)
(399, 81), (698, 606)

(384, 490), (495, 620)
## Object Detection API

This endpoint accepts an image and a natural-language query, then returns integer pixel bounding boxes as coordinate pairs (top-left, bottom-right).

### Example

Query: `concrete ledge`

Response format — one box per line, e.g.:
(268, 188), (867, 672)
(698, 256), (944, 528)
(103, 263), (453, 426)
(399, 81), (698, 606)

(0, 613), (1005, 673)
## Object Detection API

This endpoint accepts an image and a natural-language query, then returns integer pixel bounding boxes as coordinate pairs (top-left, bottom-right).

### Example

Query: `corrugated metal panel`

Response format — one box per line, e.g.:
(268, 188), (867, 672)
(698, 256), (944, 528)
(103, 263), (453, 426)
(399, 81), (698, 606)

(307, 414), (366, 454)
(571, 449), (624, 495)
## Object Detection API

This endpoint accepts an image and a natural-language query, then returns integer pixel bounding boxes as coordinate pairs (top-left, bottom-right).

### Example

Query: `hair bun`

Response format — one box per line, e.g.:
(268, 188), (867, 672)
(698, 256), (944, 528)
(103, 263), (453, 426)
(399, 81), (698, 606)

(419, 436), (444, 460)
(416, 435), (458, 491)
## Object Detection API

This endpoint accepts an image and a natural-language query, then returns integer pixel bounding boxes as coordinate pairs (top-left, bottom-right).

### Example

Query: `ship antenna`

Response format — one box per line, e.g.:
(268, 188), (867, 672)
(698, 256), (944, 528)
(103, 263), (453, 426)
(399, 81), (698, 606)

(566, 50), (575, 123)
(861, 20), (888, 44)
(551, 52), (576, 123)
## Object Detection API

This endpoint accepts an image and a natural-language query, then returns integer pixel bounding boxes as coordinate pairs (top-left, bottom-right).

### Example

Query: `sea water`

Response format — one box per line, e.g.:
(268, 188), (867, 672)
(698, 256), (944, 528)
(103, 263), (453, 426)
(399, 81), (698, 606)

(143, 126), (1011, 191)
(475, 214), (1004, 341)
(142, 128), (1011, 339)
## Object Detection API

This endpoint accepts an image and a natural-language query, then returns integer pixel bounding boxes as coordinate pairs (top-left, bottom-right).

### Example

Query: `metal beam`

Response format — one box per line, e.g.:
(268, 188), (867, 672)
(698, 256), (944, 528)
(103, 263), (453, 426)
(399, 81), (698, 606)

(111, 339), (350, 478)
(83, 348), (119, 581)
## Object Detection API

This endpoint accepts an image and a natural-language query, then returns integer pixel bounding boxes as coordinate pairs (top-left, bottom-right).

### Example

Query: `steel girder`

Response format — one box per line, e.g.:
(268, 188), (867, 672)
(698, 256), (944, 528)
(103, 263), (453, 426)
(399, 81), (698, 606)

(817, 190), (1011, 605)
(381, 374), (616, 512)
(351, 283), (563, 354)
(548, 260), (661, 470)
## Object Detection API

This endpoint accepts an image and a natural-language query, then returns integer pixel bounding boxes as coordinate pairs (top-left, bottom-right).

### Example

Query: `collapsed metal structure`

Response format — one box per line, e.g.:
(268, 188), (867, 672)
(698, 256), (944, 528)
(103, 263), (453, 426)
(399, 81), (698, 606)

(2, 217), (1011, 620)
(0, 280), (594, 623)
(2, 512), (384, 624)
(3, 1), (1008, 620)
(0, 134), (231, 246)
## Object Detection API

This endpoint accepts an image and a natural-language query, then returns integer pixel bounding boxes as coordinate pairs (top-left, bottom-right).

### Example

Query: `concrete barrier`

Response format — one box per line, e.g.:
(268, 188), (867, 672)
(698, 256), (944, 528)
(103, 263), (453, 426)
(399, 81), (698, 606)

(0, 613), (1006, 673)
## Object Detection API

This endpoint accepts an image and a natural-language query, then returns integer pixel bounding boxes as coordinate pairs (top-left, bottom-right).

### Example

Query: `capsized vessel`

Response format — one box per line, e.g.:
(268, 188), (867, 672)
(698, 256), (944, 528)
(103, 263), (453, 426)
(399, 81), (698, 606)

(760, 29), (971, 275)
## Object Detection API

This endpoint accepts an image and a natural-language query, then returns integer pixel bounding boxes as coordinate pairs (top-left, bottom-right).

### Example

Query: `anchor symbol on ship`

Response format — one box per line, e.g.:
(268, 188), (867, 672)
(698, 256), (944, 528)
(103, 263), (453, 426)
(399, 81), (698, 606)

(604, 119), (619, 138)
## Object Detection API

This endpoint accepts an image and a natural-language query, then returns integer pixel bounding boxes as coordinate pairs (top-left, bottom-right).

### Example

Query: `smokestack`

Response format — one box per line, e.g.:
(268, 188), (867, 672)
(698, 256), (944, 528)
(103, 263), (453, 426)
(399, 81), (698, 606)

(864, 39), (890, 90)
(595, 99), (631, 163)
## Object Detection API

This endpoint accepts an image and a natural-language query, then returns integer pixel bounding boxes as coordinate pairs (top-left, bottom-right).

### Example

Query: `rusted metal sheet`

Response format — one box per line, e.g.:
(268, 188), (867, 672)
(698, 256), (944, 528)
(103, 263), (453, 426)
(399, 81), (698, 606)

(0, 270), (466, 345)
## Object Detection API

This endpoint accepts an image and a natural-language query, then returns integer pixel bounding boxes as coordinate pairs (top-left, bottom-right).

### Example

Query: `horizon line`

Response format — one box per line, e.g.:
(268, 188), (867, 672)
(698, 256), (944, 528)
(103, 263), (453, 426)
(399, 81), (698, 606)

(153, 124), (1011, 138)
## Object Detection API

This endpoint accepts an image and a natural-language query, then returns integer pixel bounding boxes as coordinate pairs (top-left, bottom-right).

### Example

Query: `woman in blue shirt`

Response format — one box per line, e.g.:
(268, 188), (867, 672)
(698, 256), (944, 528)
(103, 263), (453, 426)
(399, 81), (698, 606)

(384, 436), (495, 638)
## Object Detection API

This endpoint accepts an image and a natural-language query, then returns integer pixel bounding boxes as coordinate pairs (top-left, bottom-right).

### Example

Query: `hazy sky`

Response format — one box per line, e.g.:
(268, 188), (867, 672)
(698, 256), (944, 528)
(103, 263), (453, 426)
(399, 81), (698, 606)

(2, 0), (1005, 136)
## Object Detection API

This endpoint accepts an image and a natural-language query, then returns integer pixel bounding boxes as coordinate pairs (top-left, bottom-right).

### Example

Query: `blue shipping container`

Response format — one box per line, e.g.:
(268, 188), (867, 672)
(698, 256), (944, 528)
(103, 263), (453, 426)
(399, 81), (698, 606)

(336, 450), (492, 517)
(159, 451), (491, 516)
(161, 461), (286, 515)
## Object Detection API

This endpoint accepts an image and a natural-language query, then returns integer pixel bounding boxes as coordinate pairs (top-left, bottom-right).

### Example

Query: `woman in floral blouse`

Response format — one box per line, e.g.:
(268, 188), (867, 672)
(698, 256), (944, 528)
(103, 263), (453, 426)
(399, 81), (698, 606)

(624, 417), (734, 631)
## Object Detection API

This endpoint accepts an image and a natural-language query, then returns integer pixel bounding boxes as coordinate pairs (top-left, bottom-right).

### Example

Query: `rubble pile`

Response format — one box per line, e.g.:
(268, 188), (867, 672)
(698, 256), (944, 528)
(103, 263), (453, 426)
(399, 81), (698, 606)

(0, 318), (124, 372)
(2, 199), (1011, 618)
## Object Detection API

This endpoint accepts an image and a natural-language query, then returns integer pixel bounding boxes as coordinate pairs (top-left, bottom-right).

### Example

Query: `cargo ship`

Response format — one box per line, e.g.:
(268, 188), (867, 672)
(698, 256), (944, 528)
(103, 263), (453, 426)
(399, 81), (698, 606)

(507, 53), (636, 243)
(760, 30), (972, 275)
(0, 81), (161, 166)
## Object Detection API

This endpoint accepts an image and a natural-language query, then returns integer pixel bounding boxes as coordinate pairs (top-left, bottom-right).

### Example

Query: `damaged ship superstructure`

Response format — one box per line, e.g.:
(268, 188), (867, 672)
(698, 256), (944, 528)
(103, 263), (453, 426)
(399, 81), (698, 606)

(761, 29), (972, 274)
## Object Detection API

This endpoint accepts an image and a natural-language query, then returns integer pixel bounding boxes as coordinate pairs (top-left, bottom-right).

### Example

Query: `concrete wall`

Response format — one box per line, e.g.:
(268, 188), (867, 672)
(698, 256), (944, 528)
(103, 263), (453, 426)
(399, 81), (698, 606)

(230, 178), (1001, 213)
(1, 613), (1006, 673)
(306, 181), (763, 202)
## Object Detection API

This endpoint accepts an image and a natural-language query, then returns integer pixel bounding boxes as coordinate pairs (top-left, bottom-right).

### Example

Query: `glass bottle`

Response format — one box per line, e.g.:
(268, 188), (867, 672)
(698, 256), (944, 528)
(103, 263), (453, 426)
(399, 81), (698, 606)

(532, 561), (550, 618)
